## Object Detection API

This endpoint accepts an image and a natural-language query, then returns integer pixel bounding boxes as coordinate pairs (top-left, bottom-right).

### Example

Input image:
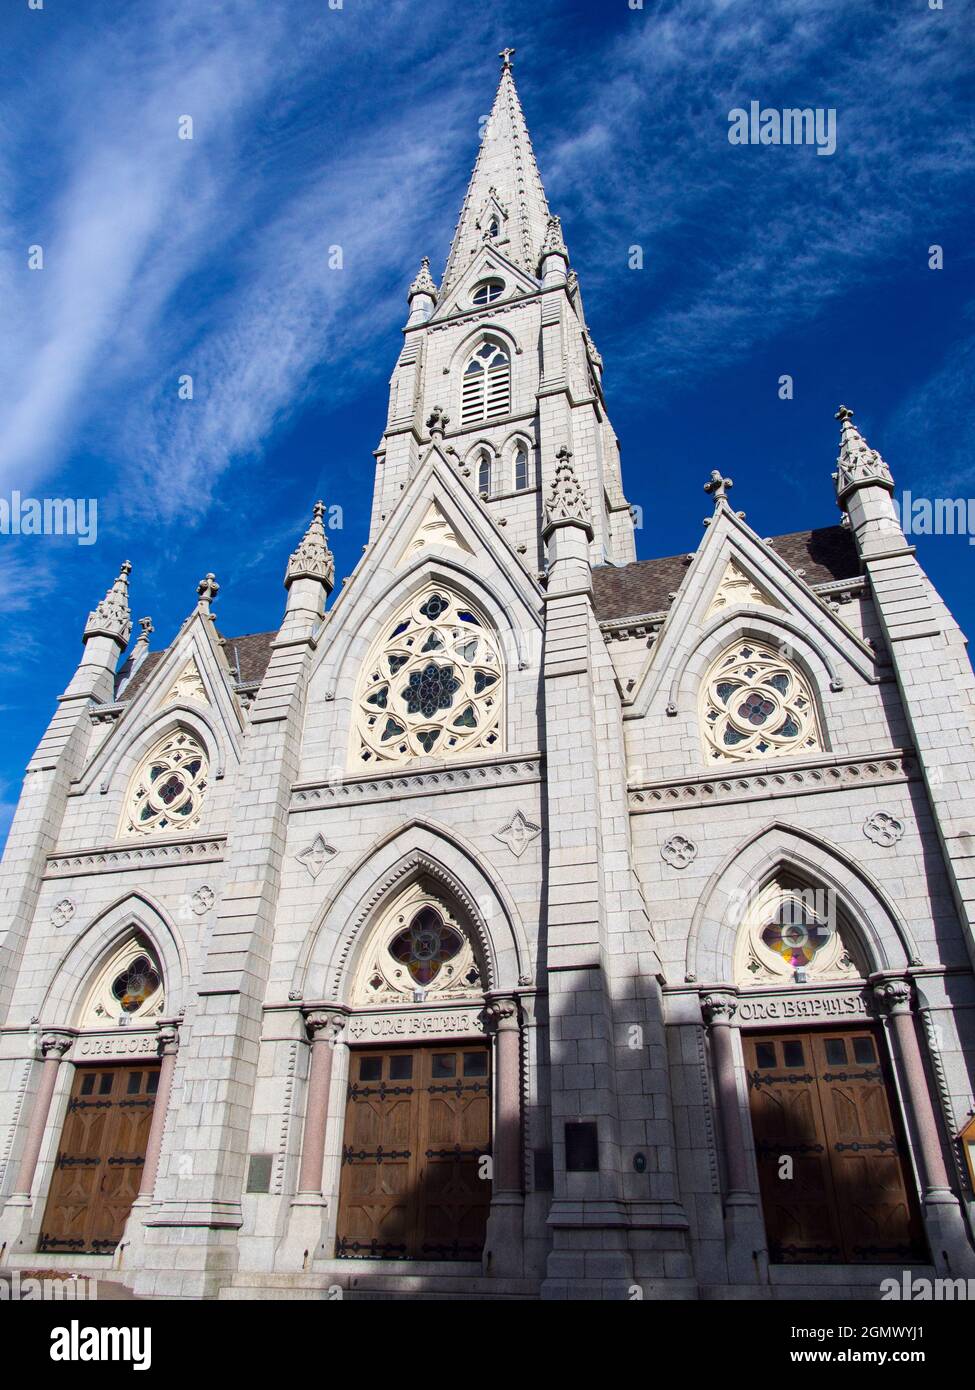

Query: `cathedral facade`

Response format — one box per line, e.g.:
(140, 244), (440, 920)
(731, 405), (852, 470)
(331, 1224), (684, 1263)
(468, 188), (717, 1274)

(2, 54), (975, 1301)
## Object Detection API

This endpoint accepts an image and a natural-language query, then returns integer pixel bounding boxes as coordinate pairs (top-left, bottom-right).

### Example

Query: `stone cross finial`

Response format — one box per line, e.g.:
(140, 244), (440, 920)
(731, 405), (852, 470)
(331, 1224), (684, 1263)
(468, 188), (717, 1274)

(196, 573), (220, 609)
(426, 406), (450, 439)
(285, 500), (335, 592)
(704, 470), (733, 505)
(84, 560), (133, 646)
(499, 47), (516, 70)
(833, 403), (894, 500)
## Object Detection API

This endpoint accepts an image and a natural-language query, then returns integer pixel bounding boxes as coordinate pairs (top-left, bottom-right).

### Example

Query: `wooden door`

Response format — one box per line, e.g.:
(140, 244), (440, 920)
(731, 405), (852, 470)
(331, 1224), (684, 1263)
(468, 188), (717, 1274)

(39, 1065), (159, 1255)
(336, 1044), (491, 1260)
(744, 1028), (925, 1264)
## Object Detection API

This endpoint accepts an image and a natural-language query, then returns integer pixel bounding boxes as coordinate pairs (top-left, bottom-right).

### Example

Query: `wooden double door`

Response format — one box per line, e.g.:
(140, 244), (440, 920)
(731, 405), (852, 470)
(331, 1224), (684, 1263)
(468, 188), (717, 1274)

(744, 1027), (925, 1264)
(336, 1043), (492, 1260)
(39, 1064), (159, 1255)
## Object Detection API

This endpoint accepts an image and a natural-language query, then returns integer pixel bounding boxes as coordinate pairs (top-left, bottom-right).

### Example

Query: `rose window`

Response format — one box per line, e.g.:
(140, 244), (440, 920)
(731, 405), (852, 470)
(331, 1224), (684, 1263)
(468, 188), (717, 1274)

(122, 730), (209, 836)
(701, 643), (821, 763)
(353, 588), (503, 766)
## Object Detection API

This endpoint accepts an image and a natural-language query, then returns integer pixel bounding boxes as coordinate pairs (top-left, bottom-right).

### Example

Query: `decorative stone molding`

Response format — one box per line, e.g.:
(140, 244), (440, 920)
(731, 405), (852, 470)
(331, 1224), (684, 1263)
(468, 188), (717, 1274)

(346, 1006), (487, 1043)
(84, 561), (132, 646)
(285, 502), (335, 590)
(296, 834), (337, 881)
(51, 898), (76, 928)
(863, 811), (905, 847)
(661, 834), (697, 869)
(45, 836), (227, 878)
(542, 448), (593, 538)
(494, 810), (541, 858)
(191, 885), (215, 915)
(292, 755), (541, 811)
(628, 749), (915, 813)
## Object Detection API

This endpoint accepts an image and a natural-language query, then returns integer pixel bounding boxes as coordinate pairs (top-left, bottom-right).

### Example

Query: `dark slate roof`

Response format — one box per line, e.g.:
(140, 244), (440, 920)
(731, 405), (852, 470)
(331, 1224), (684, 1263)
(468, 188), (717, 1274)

(591, 525), (860, 624)
(115, 630), (276, 703)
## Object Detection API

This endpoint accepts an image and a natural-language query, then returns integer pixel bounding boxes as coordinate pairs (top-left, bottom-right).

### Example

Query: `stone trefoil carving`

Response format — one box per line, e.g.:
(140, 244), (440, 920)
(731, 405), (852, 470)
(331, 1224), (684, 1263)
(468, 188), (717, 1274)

(543, 447), (592, 536)
(191, 885), (215, 915)
(51, 898), (76, 928)
(297, 834), (337, 881)
(863, 811), (905, 847)
(494, 810), (541, 858)
(661, 834), (697, 869)
(160, 657), (209, 708)
(285, 501), (335, 590)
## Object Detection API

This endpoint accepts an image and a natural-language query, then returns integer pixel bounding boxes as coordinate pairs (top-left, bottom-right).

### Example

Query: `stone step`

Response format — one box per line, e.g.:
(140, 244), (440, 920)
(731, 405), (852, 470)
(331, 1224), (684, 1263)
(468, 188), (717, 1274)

(220, 1269), (536, 1301)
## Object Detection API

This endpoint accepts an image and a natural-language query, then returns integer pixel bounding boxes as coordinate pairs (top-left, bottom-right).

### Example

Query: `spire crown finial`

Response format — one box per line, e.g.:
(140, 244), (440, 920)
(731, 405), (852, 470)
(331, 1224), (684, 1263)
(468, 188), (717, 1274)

(543, 447), (594, 539)
(499, 47), (516, 71)
(833, 404), (894, 500)
(285, 500), (335, 592)
(196, 573), (220, 609)
(83, 560), (133, 647)
(407, 255), (438, 303)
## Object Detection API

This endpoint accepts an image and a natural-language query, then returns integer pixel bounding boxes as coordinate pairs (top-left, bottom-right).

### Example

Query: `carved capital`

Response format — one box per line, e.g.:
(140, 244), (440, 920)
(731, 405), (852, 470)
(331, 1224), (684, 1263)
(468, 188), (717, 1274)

(304, 1009), (346, 1043)
(872, 979), (913, 1015)
(155, 1020), (180, 1056)
(485, 997), (520, 1032)
(40, 1032), (73, 1060)
(700, 993), (738, 1027)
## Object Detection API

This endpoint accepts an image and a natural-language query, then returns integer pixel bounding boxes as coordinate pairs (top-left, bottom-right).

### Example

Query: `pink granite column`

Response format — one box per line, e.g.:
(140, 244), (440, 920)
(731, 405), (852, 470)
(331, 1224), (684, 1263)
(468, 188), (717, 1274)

(488, 998), (522, 1194)
(701, 994), (750, 1196)
(137, 1022), (179, 1200)
(874, 980), (953, 1198)
(297, 1010), (345, 1197)
(12, 1032), (72, 1197)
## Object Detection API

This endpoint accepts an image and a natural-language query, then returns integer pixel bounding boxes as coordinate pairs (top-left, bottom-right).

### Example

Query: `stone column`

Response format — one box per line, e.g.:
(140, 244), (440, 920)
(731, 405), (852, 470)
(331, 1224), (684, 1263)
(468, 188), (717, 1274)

(12, 1032), (72, 1198)
(874, 979), (975, 1273)
(138, 1022), (180, 1200)
(276, 1008), (345, 1271)
(296, 1010), (345, 1197)
(484, 996), (525, 1279)
(700, 994), (767, 1284)
(0, 1031), (73, 1259)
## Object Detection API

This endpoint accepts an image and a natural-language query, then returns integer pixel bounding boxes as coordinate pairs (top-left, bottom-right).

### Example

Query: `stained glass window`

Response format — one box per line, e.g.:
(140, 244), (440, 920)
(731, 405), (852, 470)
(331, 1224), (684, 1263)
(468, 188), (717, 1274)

(111, 954), (162, 1013)
(389, 908), (463, 986)
(122, 729), (209, 836)
(353, 588), (504, 766)
(78, 934), (165, 1027)
(732, 876), (867, 988)
(701, 642), (822, 763)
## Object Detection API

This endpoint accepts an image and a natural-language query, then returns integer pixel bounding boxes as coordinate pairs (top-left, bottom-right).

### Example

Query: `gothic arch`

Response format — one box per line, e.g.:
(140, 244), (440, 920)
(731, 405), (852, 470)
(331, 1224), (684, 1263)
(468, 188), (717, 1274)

(38, 891), (187, 1028)
(291, 820), (530, 1003)
(684, 820), (919, 985)
(446, 323), (521, 375)
(95, 704), (232, 796)
(668, 613), (842, 721)
(322, 557), (539, 706)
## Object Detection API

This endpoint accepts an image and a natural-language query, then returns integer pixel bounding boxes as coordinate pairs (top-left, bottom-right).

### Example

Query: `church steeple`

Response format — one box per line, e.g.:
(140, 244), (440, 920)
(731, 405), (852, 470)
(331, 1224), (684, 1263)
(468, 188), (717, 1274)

(438, 49), (553, 300)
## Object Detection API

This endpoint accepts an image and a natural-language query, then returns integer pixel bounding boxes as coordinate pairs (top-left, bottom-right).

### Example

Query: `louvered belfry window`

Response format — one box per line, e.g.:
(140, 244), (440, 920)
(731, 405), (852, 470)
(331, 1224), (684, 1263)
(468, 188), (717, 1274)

(461, 340), (510, 426)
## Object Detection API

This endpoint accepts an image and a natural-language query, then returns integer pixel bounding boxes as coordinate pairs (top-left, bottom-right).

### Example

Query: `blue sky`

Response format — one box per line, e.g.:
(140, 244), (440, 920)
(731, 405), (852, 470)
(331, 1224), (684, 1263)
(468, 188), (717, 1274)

(0, 0), (972, 846)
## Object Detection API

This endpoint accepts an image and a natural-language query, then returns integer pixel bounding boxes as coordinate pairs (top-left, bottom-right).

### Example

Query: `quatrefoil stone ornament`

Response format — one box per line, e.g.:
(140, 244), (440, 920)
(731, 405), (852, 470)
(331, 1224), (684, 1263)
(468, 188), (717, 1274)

(661, 835), (698, 869)
(51, 898), (76, 928)
(297, 834), (337, 880)
(863, 812), (904, 848)
(494, 810), (541, 859)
